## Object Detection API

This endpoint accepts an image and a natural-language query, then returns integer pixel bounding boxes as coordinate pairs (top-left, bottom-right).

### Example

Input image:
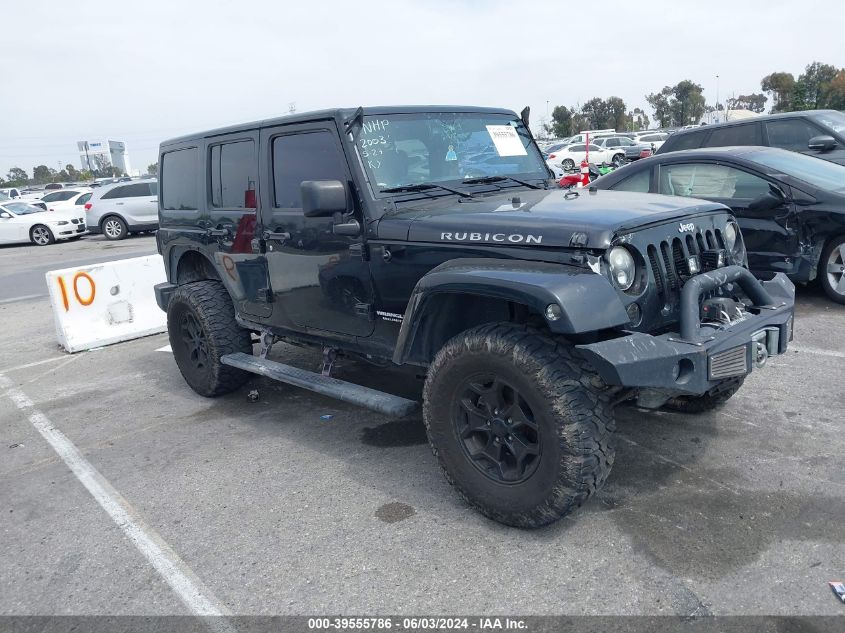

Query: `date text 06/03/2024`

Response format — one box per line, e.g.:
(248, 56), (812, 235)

(306, 617), (527, 630)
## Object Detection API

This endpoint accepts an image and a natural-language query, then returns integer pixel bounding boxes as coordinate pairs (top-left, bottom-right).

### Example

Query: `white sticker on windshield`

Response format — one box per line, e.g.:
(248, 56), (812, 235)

(486, 125), (528, 157)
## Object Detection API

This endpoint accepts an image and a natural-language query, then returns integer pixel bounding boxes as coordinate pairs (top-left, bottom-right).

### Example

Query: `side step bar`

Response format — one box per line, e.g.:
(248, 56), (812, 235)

(220, 352), (418, 418)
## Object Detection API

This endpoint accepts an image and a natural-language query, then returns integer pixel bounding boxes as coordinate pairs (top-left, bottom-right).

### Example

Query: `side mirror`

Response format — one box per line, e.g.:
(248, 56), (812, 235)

(748, 186), (785, 212)
(808, 135), (837, 152)
(301, 180), (347, 218)
(0, 212), (11, 219)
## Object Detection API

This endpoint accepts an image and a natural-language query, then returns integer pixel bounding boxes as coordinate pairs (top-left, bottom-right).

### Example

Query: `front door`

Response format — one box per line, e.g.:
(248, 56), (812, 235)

(258, 122), (374, 338)
(656, 161), (800, 274)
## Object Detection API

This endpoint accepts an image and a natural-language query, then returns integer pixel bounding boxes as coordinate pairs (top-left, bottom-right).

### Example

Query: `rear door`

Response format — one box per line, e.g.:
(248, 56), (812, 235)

(113, 182), (158, 225)
(655, 161), (800, 273)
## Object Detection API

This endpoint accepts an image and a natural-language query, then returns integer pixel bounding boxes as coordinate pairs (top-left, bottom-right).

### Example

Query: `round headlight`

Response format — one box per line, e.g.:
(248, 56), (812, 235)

(608, 246), (636, 291)
(724, 222), (738, 252)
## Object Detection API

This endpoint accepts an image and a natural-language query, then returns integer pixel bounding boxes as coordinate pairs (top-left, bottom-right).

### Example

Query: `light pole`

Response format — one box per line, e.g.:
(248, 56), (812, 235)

(715, 74), (720, 123)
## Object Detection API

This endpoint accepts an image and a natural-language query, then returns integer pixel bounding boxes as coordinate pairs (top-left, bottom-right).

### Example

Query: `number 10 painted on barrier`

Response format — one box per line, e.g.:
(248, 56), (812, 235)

(56, 272), (96, 311)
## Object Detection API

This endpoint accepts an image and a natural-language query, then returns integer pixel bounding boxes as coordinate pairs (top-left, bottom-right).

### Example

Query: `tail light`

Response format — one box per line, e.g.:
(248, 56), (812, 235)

(639, 149), (652, 158)
(548, 153), (557, 159)
(84, 203), (92, 211)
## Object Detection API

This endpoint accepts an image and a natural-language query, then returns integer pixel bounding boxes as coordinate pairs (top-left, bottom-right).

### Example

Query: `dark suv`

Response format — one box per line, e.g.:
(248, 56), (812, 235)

(154, 106), (794, 528)
(657, 110), (845, 165)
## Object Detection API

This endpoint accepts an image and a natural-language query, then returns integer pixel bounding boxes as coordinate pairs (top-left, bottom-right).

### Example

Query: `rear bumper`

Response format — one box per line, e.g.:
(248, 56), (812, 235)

(154, 282), (177, 312)
(577, 272), (795, 395)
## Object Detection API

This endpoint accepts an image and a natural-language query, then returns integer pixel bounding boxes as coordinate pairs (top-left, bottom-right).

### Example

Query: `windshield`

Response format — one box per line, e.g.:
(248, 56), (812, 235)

(355, 112), (549, 192)
(812, 111), (845, 134)
(3, 202), (44, 215)
(751, 149), (845, 193)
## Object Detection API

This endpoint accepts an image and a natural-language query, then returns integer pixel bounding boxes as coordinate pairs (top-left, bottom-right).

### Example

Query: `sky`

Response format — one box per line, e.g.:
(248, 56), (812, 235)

(1, 0), (843, 178)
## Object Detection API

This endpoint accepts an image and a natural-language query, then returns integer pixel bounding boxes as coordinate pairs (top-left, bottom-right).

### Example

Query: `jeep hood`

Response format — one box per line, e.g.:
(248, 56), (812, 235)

(375, 189), (729, 249)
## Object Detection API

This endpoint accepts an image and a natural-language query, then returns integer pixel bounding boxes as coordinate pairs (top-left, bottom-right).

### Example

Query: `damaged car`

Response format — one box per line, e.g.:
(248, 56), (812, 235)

(154, 106), (795, 528)
(593, 146), (845, 303)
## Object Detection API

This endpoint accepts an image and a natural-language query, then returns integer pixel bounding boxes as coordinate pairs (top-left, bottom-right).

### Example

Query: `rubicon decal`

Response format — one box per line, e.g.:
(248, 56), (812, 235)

(440, 232), (543, 244)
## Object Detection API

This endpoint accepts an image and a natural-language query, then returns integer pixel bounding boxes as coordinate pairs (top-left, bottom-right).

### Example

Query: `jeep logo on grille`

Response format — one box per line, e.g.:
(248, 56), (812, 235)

(678, 222), (695, 233)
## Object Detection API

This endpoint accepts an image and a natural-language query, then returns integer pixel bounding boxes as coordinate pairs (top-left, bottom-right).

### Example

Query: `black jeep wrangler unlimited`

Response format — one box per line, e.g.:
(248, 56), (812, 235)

(154, 106), (794, 528)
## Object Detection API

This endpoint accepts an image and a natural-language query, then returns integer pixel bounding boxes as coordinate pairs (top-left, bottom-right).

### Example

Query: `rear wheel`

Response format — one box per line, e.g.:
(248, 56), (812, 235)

(611, 153), (625, 167)
(423, 323), (616, 528)
(101, 215), (127, 240)
(167, 280), (253, 397)
(562, 158), (575, 171)
(664, 377), (744, 414)
(820, 235), (845, 304)
(30, 225), (54, 246)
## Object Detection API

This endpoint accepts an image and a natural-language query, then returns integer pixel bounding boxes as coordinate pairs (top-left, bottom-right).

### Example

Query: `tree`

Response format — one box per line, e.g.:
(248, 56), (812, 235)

(794, 61), (839, 109)
(147, 162), (159, 176)
(55, 169), (70, 182)
(628, 108), (650, 131)
(726, 93), (768, 113)
(671, 80), (706, 126)
(549, 106), (574, 138)
(65, 164), (79, 180)
(826, 70), (845, 110)
(645, 86), (673, 127)
(78, 170), (94, 182)
(761, 72), (796, 112)
(6, 167), (28, 185)
(108, 166), (124, 177)
(89, 154), (112, 177)
(32, 165), (57, 185)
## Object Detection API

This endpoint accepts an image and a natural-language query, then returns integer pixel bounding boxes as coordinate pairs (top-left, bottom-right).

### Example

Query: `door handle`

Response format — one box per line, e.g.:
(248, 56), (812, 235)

(263, 230), (290, 241)
(115, 202), (124, 206)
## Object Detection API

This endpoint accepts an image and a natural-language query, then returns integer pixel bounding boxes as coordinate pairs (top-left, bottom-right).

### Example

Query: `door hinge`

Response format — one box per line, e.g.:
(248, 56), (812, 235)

(349, 243), (369, 261)
(256, 288), (274, 303)
(354, 302), (374, 321)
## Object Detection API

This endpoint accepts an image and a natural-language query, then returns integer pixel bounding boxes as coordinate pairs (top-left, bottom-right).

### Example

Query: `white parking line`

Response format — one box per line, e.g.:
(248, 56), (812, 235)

(156, 344), (172, 352)
(789, 344), (845, 359)
(0, 374), (234, 628)
(0, 355), (69, 373)
(0, 294), (44, 305)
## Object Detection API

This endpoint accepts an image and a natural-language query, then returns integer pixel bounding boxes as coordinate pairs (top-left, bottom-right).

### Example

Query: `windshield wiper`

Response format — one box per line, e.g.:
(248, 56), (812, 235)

(379, 183), (473, 198)
(461, 175), (543, 190)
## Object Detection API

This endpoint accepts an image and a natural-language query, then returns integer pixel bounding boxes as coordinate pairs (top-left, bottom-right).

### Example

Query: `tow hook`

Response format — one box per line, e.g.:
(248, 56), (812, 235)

(751, 328), (780, 368)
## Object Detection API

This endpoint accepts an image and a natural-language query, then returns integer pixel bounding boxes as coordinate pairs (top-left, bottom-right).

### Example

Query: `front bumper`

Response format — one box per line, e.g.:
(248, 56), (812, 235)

(577, 271), (794, 396)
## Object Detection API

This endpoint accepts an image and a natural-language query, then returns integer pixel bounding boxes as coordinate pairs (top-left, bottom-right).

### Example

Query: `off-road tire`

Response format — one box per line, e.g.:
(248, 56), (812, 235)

(423, 323), (616, 528)
(101, 215), (127, 240)
(30, 225), (55, 246)
(167, 280), (253, 397)
(664, 377), (745, 414)
(819, 234), (845, 305)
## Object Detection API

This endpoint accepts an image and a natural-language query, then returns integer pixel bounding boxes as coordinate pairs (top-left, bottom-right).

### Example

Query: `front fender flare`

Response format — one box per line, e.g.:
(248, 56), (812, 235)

(392, 258), (629, 364)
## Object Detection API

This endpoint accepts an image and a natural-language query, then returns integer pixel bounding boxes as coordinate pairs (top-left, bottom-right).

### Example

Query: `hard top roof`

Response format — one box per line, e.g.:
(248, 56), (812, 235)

(160, 105), (518, 148)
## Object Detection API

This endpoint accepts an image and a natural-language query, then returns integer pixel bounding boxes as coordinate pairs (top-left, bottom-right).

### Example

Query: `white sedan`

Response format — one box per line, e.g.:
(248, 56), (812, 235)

(0, 201), (88, 245)
(39, 188), (93, 213)
(545, 143), (615, 174)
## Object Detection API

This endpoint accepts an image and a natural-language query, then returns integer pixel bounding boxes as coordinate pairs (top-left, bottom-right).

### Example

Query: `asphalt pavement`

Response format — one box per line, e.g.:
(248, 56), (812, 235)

(0, 237), (843, 618)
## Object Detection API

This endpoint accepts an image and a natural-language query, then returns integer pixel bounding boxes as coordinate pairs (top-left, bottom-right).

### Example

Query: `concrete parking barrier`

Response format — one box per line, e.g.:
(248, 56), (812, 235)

(46, 255), (167, 353)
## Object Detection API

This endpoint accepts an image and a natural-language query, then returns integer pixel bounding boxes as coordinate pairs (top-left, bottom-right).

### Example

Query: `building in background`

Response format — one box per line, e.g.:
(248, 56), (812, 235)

(77, 140), (131, 175)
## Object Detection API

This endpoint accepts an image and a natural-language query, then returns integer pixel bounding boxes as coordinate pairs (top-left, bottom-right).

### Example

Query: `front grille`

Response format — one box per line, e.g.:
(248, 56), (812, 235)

(709, 345), (748, 379)
(648, 228), (724, 302)
(71, 218), (80, 224)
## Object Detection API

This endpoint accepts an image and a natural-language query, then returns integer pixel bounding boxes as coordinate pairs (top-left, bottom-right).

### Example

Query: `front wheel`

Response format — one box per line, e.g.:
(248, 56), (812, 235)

(561, 158), (575, 171)
(167, 280), (253, 397)
(423, 323), (616, 528)
(101, 215), (128, 240)
(612, 153), (625, 167)
(30, 225), (55, 246)
(820, 235), (845, 304)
